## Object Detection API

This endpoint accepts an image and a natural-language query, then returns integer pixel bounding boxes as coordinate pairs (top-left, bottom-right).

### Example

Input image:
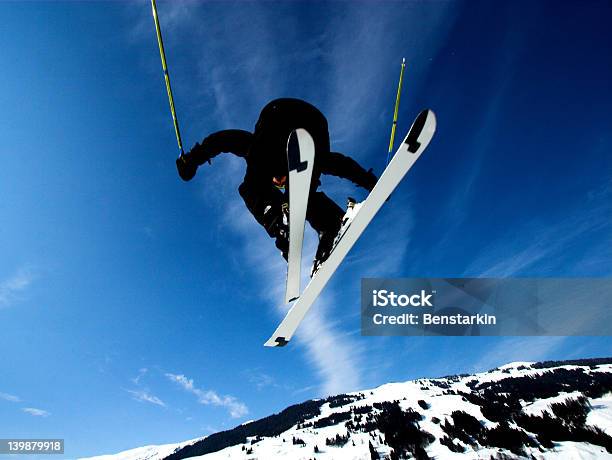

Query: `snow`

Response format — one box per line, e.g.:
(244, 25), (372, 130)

(587, 392), (612, 436)
(78, 437), (204, 460)
(188, 431), (384, 460)
(540, 441), (612, 459)
(521, 391), (584, 416)
(497, 361), (535, 370)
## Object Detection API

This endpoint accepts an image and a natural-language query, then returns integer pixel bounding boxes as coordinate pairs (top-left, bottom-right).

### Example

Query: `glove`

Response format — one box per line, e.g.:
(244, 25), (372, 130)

(360, 168), (378, 192)
(176, 155), (197, 182)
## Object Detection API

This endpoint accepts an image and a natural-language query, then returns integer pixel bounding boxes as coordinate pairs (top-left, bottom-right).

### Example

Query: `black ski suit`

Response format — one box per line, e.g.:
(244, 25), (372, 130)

(182, 98), (376, 258)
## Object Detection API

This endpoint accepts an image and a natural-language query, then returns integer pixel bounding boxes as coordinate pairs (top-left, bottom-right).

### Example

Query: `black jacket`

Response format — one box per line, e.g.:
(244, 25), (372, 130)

(185, 99), (376, 217)
(187, 129), (374, 190)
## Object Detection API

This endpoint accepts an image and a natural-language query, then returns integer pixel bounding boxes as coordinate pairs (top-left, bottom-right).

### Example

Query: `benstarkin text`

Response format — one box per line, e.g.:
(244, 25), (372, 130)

(372, 313), (497, 326)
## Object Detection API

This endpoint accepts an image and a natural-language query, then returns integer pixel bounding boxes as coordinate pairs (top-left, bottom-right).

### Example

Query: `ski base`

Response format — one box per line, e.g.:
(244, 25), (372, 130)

(285, 129), (314, 304)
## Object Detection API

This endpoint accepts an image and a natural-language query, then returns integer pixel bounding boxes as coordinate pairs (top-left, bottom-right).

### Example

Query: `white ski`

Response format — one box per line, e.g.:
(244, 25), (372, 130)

(265, 110), (437, 347)
(285, 129), (315, 304)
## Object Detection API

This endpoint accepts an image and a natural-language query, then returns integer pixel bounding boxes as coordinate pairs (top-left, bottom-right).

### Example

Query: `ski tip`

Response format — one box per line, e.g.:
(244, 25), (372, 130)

(264, 336), (289, 347)
(420, 109), (437, 131)
(405, 109), (436, 153)
(416, 109), (436, 128)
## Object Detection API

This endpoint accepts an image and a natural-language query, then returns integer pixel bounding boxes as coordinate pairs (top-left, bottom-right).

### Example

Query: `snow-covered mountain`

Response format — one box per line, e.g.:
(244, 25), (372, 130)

(82, 358), (612, 460)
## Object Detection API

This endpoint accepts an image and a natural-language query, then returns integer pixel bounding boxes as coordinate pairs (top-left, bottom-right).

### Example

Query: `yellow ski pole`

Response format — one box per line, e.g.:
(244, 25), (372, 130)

(386, 58), (406, 165)
(151, 0), (184, 157)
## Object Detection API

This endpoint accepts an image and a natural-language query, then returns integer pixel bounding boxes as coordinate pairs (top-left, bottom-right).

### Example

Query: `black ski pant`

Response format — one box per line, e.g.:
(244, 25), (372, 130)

(306, 191), (344, 235)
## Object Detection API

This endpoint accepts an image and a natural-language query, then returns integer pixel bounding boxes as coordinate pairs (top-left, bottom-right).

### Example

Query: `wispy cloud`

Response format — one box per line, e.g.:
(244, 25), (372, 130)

(166, 373), (248, 418)
(324, 3), (457, 148)
(0, 267), (35, 308)
(126, 389), (166, 408)
(0, 392), (21, 403)
(464, 180), (612, 277)
(22, 407), (50, 417)
(245, 369), (276, 391)
(298, 298), (363, 396)
(131, 367), (149, 385)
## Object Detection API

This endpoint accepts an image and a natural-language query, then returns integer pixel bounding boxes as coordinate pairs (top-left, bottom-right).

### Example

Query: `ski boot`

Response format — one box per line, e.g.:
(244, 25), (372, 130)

(262, 203), (290, 261)
(311, 230), (336, 276)
(311, 197), (364, 276)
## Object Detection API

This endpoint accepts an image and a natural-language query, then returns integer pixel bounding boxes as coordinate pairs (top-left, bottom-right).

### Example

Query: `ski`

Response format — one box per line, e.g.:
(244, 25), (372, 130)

(285, 129), (315, 304)
(265, 109), (437, 347)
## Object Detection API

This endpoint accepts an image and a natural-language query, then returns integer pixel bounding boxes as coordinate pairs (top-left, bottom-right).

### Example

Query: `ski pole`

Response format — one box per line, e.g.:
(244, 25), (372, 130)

(386, 58), (406, 165)
(151, 0), (185, 157)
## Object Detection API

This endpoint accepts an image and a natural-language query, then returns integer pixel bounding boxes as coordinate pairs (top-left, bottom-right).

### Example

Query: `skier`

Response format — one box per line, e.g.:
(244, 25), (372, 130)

(176, 98), (377, 267)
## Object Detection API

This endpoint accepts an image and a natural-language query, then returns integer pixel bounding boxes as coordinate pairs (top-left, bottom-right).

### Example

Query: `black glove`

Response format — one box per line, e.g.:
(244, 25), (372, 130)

(176, 155), (197, 182)
(360, 168), (378, 192)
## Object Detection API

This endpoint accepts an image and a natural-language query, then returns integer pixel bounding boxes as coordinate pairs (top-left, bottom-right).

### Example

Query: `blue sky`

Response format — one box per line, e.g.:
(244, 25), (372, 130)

(0, 0), (611, 458)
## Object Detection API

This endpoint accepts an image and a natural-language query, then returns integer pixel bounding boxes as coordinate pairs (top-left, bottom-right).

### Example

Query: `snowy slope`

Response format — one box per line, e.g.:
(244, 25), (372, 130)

(81, 358), (612, 460)
(80, 437), (204, 460)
